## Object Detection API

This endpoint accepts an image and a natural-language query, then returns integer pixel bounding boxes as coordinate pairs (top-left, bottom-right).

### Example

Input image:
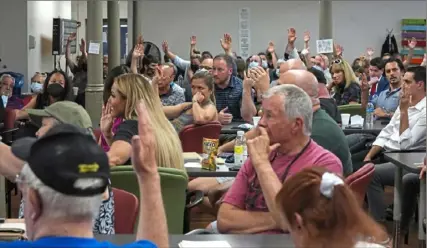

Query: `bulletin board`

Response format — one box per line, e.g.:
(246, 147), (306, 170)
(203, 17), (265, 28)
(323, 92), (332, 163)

(401, 19), (426, 65)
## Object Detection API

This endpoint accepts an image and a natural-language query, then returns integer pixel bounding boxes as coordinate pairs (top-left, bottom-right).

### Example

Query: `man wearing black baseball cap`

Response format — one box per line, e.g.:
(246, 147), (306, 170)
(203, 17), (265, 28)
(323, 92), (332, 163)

(2, 103), (168, 247)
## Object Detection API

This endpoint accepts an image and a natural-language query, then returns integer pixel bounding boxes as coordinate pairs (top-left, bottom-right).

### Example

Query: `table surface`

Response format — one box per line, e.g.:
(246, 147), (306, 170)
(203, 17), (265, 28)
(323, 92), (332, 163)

(221, 122), (249, 134)
(96, 234), (294, 247)
(384, 152), (425, 173)
(343, 121), (387, 135)
(185, 167), (238, 177)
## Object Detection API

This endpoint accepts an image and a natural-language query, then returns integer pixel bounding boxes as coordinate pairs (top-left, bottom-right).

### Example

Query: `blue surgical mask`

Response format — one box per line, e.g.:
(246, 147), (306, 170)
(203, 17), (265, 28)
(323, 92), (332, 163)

(248, 61), (259, 69)
(262, 60), (268, 69)
(1, 95), (8, 107)
(30, 82), (43, 93)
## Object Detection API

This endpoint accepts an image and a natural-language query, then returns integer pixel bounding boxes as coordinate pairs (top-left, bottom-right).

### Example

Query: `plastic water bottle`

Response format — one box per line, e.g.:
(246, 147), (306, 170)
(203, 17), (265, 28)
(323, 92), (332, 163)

(365, 102), (375, 129)
(234, 131), (246, 167)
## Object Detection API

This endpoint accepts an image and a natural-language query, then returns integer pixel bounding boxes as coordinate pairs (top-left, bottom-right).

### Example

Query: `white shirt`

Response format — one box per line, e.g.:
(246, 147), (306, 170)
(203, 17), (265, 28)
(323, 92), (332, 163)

(354, 241), (386, 248)
(373, 97), (426, 150)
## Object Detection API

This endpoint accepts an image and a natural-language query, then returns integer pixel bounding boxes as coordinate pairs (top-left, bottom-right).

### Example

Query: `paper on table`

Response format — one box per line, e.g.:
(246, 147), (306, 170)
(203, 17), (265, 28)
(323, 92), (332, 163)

(184, 162), (202, 168)
(350, 115), (363, 125)
(179, 240), (231, 248)
(88, 42), (101, 54)
(0, 223), (26, 231)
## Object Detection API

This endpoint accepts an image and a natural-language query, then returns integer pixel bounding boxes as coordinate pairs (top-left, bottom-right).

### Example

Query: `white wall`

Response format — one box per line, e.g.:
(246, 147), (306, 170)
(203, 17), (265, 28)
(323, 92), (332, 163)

(27, 0), (72, 88)
(0, 0), (28, 86)
(73, 1), (426, 62)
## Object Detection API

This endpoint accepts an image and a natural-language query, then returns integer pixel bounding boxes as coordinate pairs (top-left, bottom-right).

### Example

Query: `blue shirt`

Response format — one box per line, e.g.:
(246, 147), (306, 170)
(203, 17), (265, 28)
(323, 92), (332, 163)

(0, 236), (156, 248)
(372, 87), (401, 114)
(215, 75), (243, 121)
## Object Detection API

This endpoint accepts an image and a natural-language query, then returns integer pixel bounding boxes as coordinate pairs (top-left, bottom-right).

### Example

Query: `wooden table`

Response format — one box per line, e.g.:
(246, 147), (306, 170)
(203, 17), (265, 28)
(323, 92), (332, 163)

(384, 152), (426, 248)
(96, 234), (294, 247)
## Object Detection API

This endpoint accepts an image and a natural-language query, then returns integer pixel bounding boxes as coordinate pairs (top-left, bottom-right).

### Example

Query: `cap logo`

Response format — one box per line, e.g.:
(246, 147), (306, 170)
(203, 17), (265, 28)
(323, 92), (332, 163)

(74, 178), (104, 190)
(78, 163), (100, 173)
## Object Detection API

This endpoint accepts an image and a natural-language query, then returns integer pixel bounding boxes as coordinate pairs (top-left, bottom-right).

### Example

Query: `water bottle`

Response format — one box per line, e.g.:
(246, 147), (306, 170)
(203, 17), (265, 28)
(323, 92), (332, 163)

(234, 131), (246, 167)
(365, 102), (375, 129)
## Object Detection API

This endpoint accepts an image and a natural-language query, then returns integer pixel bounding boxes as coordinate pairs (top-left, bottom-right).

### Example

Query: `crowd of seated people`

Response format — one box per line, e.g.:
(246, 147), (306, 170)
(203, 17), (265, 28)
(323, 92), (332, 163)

(0, 23), (426, 248)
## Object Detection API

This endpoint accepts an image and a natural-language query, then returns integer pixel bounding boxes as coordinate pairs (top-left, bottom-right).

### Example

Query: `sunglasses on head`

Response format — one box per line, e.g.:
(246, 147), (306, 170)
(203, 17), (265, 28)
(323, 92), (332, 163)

(332, 59), (342, 64)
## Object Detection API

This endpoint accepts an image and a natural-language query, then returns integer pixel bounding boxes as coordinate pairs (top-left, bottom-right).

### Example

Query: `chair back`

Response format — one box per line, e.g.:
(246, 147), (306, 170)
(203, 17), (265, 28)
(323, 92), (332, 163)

(345, 163), (375, 205)
(112, 188), (139, 234)
(338, 104), (365, 117)
(179, 122), (221, 153)
(110, 166), (188, 234)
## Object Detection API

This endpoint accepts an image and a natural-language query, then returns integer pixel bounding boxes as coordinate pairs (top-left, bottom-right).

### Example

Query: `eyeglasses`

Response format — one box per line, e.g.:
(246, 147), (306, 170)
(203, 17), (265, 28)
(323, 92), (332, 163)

(199, 65), (213, 70)
(332, 59), (342, 64)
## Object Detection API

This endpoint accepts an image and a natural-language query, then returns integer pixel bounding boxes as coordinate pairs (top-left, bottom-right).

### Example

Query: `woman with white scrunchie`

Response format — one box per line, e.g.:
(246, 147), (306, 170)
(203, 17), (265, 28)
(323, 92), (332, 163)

(275, 167), (391, 248)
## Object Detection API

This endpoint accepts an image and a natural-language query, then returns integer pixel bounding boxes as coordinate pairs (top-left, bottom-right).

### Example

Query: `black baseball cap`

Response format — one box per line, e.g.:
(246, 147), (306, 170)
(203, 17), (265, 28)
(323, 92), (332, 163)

(11, 124), (110, 197)
(308, 67), (327, 84)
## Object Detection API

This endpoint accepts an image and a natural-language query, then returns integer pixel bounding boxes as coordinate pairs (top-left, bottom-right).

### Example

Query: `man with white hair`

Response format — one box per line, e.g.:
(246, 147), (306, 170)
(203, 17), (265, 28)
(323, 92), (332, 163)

(217, 84), (342, 234)
(0, 74), (23, 109)
(2, 102), (168, 247)
(158, 62), (185, 106)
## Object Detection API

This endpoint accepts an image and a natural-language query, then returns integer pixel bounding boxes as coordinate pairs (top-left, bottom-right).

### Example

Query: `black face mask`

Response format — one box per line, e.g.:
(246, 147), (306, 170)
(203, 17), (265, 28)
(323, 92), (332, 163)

(47, 83), (65, 98)
(191, 64), (199, 72)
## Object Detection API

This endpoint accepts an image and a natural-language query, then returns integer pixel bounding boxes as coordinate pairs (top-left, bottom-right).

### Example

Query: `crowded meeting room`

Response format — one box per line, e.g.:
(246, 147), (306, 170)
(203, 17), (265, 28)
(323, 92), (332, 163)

(0, 0), (427, 247)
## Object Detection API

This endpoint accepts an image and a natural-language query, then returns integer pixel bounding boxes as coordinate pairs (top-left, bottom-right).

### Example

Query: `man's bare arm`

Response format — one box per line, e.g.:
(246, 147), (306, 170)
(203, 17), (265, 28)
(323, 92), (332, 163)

(0, 143), (25, 181)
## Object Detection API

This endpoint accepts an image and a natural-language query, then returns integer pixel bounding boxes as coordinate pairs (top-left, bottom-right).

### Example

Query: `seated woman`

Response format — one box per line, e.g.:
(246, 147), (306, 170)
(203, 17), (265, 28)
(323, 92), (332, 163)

(275, 167), (390, 248)
(327, 59), (361, 105)
(14, 70), (72, 138)
(102, 73), (184, 169)
(99, 65), (131, 152)
(162, 70), (218, 133)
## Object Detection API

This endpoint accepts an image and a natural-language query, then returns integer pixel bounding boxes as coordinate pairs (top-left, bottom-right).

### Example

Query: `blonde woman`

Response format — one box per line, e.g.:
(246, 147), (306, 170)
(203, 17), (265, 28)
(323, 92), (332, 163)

(101, 73), (184, 170)
(327, 59), (361, 105)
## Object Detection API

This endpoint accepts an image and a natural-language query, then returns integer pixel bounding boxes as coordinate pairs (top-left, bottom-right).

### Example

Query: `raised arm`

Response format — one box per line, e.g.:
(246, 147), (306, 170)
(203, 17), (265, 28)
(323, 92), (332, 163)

(267, 41), (277, 68)
(162, 41), (190, 71)
(66, 33), (78, 73)
(403, 38), (417, 68)
(220, 33), (233, 57)
(131, 36), (145, 74)
(302, 31), (313, 68)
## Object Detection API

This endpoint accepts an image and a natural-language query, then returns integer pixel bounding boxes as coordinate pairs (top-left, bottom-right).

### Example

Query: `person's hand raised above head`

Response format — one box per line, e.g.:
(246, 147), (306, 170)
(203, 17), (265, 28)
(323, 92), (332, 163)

(287, 28), (297, 44)
(220, 33), (232, 52)
(131, 102), (158, 176)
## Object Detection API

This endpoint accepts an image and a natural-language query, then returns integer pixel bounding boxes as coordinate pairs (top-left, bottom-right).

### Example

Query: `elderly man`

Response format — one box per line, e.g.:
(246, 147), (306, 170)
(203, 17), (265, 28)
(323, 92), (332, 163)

(2, 103), (168, 247)
(217, 84), (342, 234)
(158, 63), (185, 106)
(0, 74), (23, 109)
(0, 101), (115, 234)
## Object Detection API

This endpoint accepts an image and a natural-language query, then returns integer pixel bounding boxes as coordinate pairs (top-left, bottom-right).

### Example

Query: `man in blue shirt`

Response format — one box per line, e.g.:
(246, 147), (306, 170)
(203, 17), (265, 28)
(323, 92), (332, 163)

(361, 58), (404, 119)
(2, 103), (167, 247)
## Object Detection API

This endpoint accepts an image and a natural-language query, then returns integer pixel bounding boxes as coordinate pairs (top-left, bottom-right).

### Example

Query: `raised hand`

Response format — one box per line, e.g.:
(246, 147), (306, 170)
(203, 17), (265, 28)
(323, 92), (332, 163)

(131, 102), (157, 176)
(408, 37), (417, 49)
(287, 28), (297, 44)
(303, 31), (310, 43)
(162, 41), (169, 53)
(80, 38), (86, 53)
(218, 107), (233, 125)
(68, 32), (77, 42)
(152, 65), (163, 87)
(243, 70), (254, 89)
(247, 127), (280, 168)
(360, 73), (369, 92)
(366, 47), (374, 57)
(250, 67), (270, 94)
(267, 41), (275, 53)
(133, 43), (145, 59)
(399, 85), (411, 111)
(190, 36), (197, 46)
(137, 35), (144, 45)
(220, 33), (232, 52)
(100, 102), (114, 136)
(335, 43), (344, 57)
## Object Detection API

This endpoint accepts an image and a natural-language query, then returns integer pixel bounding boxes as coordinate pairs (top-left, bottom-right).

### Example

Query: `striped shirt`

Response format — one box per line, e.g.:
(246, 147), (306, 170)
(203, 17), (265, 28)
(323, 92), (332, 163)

(215, 75), (243, 121)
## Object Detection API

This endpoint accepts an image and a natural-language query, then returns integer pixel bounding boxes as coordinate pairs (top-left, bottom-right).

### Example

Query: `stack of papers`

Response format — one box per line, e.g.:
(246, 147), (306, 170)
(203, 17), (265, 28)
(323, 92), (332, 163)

(179, 240), (232, 248)
(183, 153), (202, 163)
(0, 223), (26, 232)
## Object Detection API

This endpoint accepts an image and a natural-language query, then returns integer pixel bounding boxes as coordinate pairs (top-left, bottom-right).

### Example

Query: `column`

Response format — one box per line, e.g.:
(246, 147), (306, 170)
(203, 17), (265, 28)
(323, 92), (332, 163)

(127, 1), (133, 53)
(107, 1), (121, 71)
(132, 0), (143, 45)
(86, 0), (104, 127)
(319, 0), (333, 58)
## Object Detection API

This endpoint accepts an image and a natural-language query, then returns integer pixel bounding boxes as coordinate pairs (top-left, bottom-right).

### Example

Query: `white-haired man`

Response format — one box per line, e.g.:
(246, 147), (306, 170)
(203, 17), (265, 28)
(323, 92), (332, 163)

(217, 84), (343, 234)
(0, 74), (23, 109)
(2, 103), (168, 247)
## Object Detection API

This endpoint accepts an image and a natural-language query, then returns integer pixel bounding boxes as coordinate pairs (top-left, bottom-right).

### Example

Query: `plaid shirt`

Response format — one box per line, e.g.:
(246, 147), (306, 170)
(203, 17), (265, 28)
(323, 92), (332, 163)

(215, 75), (243, 121)
(333, 82), (361, 106)
(160, 83), (185, 106)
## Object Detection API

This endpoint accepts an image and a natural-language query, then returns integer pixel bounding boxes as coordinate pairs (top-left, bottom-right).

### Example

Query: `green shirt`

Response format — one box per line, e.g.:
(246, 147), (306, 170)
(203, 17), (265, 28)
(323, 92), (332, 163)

(312, 109), (353, 176)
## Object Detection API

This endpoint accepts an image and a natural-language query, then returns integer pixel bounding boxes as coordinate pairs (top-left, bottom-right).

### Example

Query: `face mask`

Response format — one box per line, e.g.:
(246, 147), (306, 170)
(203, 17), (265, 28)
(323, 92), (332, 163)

(248, 61), (259, 69)
(262, 60), (268, 69)
(47, 83), (65, 98)
(1, 95), (8, 107)
(30, 82), (43, 93)
(191, 64), (199, 72)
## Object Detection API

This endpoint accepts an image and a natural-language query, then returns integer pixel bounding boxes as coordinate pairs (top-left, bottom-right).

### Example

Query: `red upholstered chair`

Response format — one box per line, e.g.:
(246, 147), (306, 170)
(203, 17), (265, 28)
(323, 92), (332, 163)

(113, 188), (139, 234)
(22, 95), (33, 106)
(345, 163), (375, 206)
(179, 122), (222, 153)
(2, 108), (18, 145)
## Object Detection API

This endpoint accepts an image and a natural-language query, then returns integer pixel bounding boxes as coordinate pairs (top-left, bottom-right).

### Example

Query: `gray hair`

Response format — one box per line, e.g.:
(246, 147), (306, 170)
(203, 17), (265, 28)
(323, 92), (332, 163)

(20, 164), (102, 220)
(263, 84), (313, 136)
(0, 74), (15, 84)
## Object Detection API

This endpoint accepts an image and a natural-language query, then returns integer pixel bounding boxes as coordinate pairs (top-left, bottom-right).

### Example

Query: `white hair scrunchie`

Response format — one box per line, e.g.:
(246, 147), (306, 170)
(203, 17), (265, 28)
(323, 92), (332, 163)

(319, 172), (344, 198)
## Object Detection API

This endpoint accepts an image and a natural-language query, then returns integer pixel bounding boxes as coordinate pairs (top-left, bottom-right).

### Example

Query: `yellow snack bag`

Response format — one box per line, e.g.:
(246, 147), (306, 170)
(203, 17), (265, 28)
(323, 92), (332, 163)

(201, 138), (219, 171)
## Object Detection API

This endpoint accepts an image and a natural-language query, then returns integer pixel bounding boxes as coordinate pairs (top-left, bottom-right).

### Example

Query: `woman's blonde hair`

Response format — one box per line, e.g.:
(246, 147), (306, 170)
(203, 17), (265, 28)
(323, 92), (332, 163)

(114, 73), (184, 170)
(330, 59), (359, 89)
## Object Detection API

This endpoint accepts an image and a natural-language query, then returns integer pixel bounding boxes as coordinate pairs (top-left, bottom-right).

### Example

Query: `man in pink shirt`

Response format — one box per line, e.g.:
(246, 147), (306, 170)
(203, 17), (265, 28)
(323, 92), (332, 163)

(217, 82), (343, 234)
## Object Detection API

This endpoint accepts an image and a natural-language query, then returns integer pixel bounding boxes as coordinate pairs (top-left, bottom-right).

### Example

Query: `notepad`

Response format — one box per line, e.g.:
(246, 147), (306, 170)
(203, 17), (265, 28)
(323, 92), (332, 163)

(0, 223), (26, 231)
(183, 152), (202, 163)
(179, 240), (231, 248)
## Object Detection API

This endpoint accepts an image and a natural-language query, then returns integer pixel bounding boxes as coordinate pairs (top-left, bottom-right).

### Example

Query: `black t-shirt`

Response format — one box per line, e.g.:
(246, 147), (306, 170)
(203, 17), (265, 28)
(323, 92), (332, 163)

(320, 98), (342, 124)
(113, 120), (138, 165)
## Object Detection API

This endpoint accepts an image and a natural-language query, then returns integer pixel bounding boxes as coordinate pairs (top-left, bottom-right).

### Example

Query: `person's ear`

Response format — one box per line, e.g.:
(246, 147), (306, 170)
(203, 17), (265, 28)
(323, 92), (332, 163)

(28, 188), (42, 221)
